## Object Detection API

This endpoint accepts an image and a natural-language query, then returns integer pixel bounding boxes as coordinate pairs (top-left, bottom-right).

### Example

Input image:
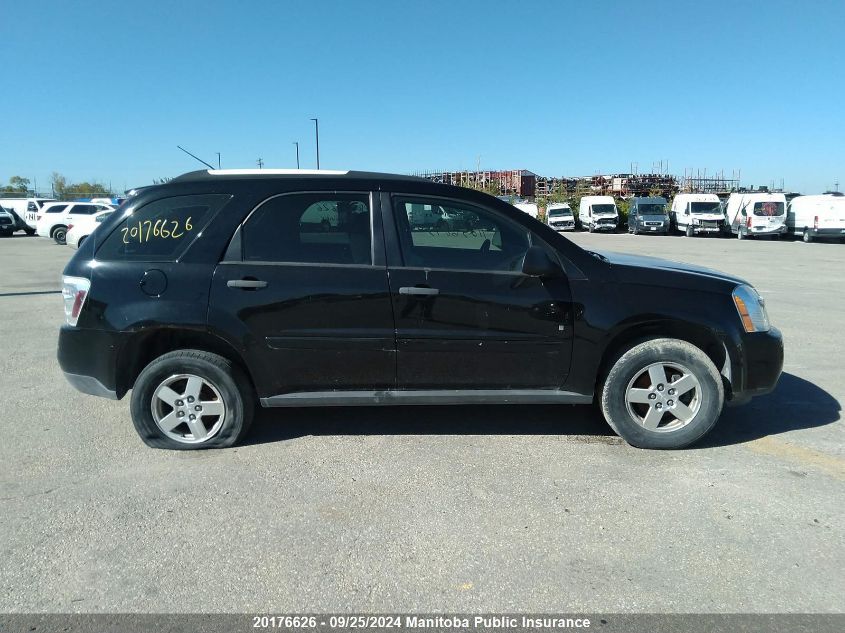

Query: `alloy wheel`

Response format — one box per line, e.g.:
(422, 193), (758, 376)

(151, 373), (226, 444)
(624, 362), (702, 433)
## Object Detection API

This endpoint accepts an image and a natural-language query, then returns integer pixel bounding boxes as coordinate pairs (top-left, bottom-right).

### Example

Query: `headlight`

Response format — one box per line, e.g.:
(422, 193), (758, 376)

(732, 284), (770, 332)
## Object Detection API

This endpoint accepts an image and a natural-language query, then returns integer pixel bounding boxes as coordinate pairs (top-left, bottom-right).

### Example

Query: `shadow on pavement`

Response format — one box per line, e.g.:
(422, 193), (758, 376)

(698, 372), (840, 447)
(244, 372), (839, 449)
(246, 402), (614, 446)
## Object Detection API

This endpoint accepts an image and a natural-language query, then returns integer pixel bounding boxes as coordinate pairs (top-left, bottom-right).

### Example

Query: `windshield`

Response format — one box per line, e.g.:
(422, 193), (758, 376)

(549, 209), (572, 218)
(591, 204), (616, 216)
(690, 202), (722, 214)
(637, 204), (667, 215)
(752, 201), (784, 216)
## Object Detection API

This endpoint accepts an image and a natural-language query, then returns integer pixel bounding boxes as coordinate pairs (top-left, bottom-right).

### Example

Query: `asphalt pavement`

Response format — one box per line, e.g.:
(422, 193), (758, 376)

(0, 231), (842, 613)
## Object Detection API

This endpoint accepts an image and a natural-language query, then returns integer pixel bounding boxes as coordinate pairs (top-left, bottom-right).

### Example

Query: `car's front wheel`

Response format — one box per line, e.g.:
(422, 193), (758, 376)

(130, 349), (254, 449)
(600, 338), (724, 449)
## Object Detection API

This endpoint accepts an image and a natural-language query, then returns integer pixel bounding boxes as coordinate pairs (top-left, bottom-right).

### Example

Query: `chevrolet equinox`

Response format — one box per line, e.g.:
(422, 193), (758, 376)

(58, 170), (783, 450)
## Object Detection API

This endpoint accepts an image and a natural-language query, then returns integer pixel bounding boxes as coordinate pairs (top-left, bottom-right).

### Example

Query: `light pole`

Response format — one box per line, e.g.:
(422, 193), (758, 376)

(310, 118), (320, 169)
(293, 142), (300, 169)
(216, 152), (221, 169)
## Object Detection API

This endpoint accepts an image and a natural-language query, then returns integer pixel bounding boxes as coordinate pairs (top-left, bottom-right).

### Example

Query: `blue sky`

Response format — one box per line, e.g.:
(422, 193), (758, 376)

(2, 0), (843, 193)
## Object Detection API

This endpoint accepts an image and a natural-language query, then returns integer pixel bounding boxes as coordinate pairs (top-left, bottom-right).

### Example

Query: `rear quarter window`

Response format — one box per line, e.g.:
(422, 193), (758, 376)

(96, 194), (231, 261)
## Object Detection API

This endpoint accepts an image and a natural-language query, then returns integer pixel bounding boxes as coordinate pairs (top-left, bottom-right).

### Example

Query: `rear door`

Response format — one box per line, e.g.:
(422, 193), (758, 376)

(383, 193), (573, 390)
(208, 191), (396, 399)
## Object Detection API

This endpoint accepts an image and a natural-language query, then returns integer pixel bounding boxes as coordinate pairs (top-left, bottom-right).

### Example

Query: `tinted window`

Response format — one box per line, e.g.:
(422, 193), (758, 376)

(97, 194), (230, 261)
(242, 193), (371, 265)
(394, 197), (529, 271)
(45, 204), (68, 214)
(71, 204), (99, 215)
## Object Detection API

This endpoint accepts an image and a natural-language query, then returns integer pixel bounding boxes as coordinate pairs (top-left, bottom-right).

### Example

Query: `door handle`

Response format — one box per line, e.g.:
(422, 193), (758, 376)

(399, 286), (439, 296)
(227, 279), (268, 289)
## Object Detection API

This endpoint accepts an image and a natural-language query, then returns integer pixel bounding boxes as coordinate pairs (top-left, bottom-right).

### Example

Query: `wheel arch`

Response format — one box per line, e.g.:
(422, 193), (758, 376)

(596, 319), (728, 392)
(115, 328), (256, 399)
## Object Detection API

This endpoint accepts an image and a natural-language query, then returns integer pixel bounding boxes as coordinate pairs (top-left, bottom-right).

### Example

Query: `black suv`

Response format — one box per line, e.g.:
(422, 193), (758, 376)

(58, 170), (783, 450)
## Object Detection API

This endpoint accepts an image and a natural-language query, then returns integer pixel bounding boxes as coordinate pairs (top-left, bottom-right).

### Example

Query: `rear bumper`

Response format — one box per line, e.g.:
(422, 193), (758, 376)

(807, 227), (845, 237)
(725, 327), (784, 406)
(749, 225), (787, 236)
(57, 326), (123, 399)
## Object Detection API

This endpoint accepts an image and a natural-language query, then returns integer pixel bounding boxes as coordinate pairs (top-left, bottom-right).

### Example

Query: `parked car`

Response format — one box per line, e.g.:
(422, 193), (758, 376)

(36, 201), (114, 244)
(628, 197), (670, 235)
(58, 169), (783, 451)
(65, 209), (115, 248)
(513, 201), (540, 220)
(670, 193), (727, 237)
(785, 193), (845, 242)
(579, 195), (619, 232)
(0, 197), (54, 233)
(725, 192), (788, 240)
(0, 205), (33, 236)
(546, 203), (576, 232)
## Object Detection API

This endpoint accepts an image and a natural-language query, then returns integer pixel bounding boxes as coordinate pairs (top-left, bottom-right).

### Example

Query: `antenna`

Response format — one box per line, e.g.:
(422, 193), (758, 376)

(257, 158), (264, 169)
(177, 145), (215, 170)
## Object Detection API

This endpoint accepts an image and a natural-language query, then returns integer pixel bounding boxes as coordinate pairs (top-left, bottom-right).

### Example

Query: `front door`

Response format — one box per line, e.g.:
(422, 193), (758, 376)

(209, 191), (395, 399)
(384, 194), (573, 390)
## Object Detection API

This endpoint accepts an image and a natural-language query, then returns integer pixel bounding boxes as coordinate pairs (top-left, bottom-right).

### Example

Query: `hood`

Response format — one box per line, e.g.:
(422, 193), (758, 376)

(590, 249), (748, 288)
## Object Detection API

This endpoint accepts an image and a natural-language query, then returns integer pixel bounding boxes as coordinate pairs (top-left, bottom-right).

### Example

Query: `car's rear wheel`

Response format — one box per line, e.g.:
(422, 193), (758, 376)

(53, 226), (68, 244)
(25, 228), (36, 236)
(803, 229), (813, 243)
(130, 349), (254, 450)
(600, 338), (724, 449)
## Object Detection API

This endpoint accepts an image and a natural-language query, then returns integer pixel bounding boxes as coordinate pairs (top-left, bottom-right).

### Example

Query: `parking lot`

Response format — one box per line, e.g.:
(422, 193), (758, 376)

(0, 232), (842, 613)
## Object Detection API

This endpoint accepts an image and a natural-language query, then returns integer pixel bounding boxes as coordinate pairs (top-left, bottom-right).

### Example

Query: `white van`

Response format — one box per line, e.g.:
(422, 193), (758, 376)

(513, 202), (539, 219)
(579, 195), (618, 232)
(786, 193), (845, 242)
(670, 193), (726, 237)
(546, 203), (575, 231)
(0, 197), (56, 232)
(725, 192), (788, 240)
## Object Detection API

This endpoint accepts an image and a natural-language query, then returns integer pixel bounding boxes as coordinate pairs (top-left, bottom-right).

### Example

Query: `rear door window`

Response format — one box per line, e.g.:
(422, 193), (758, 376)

(241, 193), (372, 265)
(96, 194), (231, 261)
(753, 201), (784, 216)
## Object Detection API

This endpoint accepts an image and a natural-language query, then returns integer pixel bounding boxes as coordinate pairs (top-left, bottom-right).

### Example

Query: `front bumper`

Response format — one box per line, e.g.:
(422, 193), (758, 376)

(725, 327), (784, 406)
(58, 326), (123, 399)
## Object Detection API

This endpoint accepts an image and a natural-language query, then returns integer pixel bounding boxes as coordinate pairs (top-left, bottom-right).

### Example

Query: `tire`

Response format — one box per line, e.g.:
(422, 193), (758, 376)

(53, 226), (68, 245)
(588, 224), (594, 233)
(130, 349), (254, 450)
(25, 228), (36, 236)
(600, 338), (724, 449)
(685, 225), (694, 237)
(435, 220), (448, 231)
(803, 229), (812, 243)
(737, 228), (744, 240)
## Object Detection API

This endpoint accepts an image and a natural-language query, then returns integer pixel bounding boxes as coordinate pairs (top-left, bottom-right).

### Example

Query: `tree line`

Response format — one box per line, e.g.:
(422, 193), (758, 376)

(1, 173), (113, 200)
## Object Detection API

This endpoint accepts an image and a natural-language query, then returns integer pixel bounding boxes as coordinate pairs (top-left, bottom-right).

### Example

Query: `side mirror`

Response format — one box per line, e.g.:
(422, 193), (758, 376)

(522, 245), (561, 277)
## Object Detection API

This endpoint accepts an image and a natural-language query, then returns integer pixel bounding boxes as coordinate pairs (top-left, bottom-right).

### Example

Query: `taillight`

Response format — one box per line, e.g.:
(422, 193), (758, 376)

(36, 214), (42, 221)
(67, 224), (74, 230)
(814, 215), (819, 230)
(61, 276), (91, 326)
(746, 215), (752, 228)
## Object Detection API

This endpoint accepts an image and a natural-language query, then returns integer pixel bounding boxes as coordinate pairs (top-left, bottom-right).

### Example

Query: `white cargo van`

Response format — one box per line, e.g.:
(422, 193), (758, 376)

(579, 195), (618, 232)
(670, 193), (726, 237)
(786, 193), (845, 242)
(513, 202), (539, 219)
(546, 203), (575, 231)
(0, 197), (55, 232)
(725, 192), (788, 240)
